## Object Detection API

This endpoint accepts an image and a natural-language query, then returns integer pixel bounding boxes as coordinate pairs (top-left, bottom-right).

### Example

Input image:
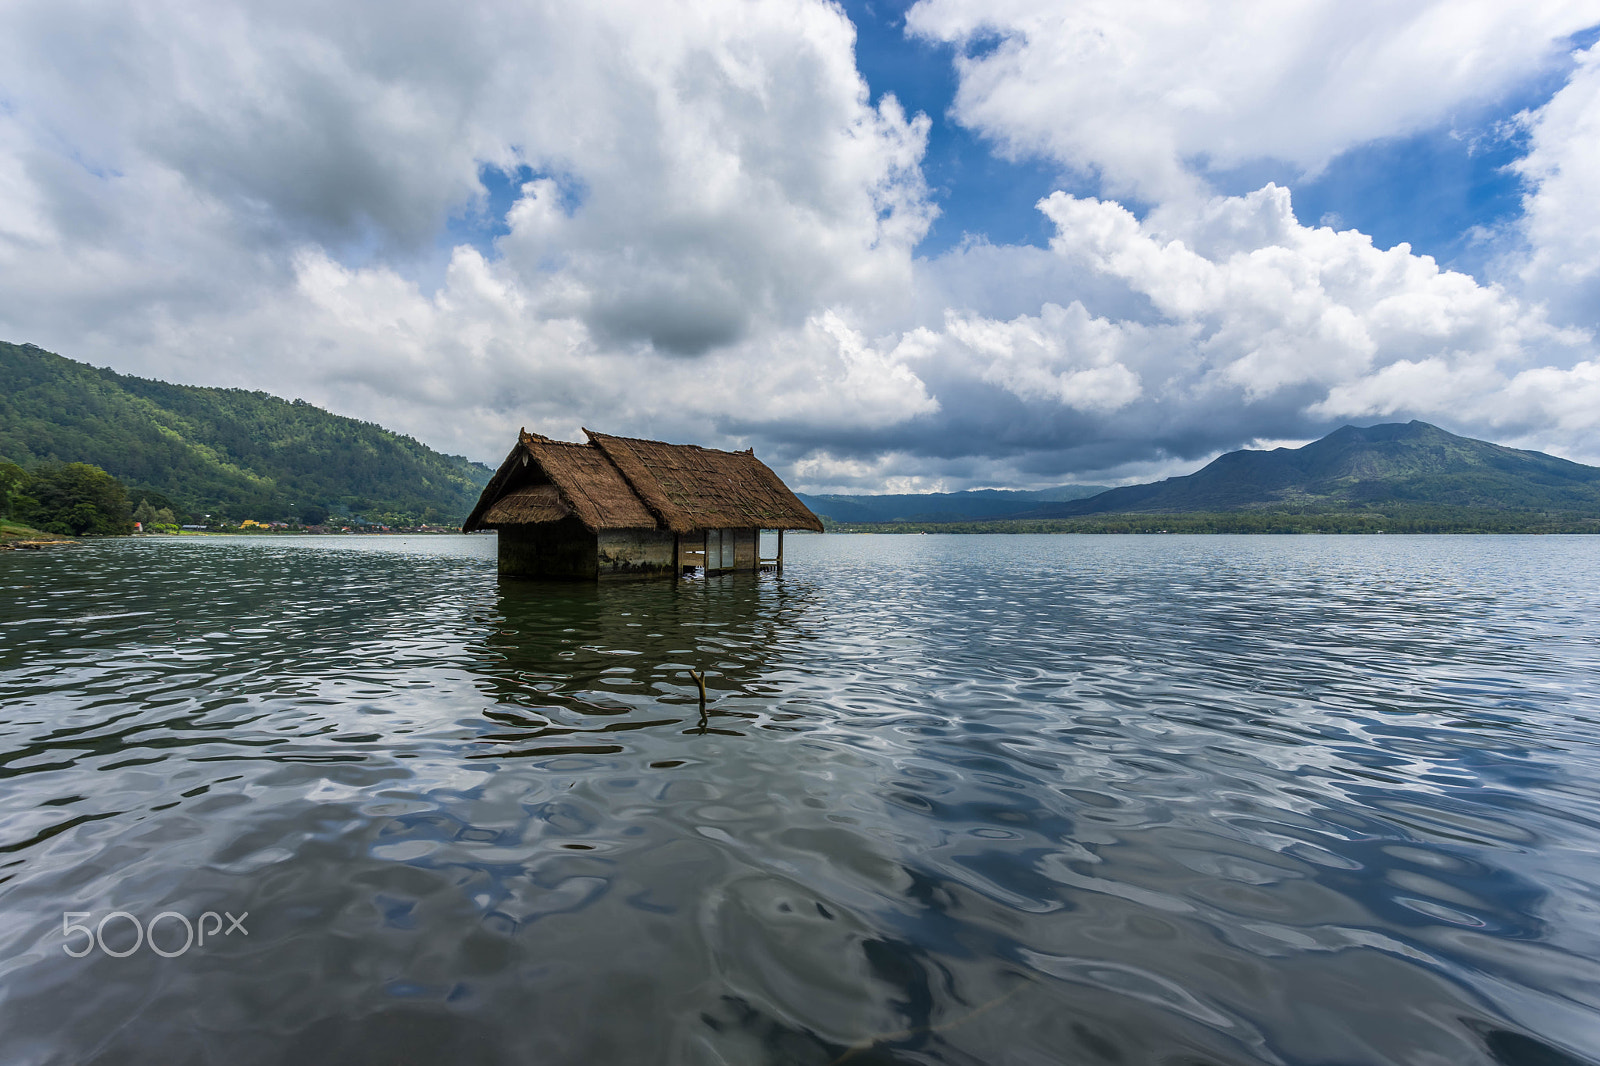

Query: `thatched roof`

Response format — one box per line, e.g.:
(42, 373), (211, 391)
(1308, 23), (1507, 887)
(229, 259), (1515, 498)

(584, 430), (823, 534)
(463, 429), (822, 534)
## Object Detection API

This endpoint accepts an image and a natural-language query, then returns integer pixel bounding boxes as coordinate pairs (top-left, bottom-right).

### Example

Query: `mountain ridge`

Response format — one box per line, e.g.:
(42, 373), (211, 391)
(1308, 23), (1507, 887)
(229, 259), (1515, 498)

(1018, 421), (1600, 518)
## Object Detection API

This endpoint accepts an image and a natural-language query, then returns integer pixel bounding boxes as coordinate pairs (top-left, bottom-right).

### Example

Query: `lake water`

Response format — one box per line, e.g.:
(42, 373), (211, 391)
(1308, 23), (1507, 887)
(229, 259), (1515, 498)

(2, 533), (1599, 1065)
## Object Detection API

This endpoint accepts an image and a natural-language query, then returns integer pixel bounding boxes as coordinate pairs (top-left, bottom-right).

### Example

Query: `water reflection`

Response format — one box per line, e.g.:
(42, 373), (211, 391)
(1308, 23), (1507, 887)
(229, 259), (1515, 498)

(470, 573), (824, 756)
(0, 534), (1598, 1065)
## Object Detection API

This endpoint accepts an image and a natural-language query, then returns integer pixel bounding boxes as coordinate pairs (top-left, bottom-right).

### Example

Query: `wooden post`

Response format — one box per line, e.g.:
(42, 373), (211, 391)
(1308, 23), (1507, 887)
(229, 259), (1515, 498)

(704, 529), (710, 573)
(777, 528), (784, 576)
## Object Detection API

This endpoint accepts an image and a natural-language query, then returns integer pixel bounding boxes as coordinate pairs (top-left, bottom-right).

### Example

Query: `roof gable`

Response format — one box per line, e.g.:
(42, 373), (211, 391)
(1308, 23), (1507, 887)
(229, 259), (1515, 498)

(463, 432), (655, 532)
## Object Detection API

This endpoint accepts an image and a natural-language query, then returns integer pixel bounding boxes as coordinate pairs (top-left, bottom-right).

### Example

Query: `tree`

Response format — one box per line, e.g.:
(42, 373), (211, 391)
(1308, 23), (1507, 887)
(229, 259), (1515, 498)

(18, 463), (133, 535)
(133, 498), (159, 526)
(0, 459), (27, 519)
(129, 489), (184, 522)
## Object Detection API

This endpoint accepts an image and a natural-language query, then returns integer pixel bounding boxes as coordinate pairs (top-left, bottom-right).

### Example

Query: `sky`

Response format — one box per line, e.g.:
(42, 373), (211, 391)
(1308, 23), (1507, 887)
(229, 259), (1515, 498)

(3, 0), (1600, 492)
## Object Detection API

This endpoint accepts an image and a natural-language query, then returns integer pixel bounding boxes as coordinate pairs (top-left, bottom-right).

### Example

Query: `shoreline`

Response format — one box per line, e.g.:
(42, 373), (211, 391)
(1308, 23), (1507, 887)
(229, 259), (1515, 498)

(0, 522), (78, 549)
(823, 512), (1600, 535)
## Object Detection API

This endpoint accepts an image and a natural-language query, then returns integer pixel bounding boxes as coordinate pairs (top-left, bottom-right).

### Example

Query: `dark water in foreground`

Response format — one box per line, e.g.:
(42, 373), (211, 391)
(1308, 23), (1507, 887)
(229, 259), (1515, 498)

(2, 534), (1599, 1066)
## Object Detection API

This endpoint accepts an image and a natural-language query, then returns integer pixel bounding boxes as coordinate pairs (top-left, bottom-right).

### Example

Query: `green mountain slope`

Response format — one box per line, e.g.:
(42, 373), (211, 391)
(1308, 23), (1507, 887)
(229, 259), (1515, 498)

(0, 341), (491, 522)
(1025, 422), (1600, 518)
(796, 485), (1109, 524)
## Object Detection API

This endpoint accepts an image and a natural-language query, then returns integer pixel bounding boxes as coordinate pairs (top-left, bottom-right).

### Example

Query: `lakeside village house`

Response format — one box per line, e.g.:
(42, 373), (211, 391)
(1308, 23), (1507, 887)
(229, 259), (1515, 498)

(463, 429), (823, 580)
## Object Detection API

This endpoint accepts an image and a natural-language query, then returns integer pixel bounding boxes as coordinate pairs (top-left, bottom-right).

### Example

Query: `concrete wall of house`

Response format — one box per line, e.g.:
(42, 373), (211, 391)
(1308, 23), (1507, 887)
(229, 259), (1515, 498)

(496, 518), (597, 579)
(597, 528), (678, 580)
(733, 528), (757, 570)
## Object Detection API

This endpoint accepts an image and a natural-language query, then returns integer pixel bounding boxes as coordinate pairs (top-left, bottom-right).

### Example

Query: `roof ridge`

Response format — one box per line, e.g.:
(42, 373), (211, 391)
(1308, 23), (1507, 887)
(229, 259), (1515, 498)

(584, 429), (758, 459)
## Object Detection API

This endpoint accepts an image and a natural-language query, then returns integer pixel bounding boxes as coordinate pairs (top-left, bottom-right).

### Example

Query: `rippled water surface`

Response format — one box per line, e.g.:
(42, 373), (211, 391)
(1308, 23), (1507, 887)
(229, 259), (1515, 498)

(3, 533), (1600, 1065)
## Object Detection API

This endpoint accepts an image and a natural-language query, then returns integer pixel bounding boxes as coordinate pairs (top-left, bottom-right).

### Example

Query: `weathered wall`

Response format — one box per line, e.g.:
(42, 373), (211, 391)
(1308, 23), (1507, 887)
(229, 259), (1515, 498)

(733, 528), (757, 570)
(597, 528), (678, 580)
(670, 528), (762, 573)
(496, 518), (597, 579)
(675, 534), (701, 571)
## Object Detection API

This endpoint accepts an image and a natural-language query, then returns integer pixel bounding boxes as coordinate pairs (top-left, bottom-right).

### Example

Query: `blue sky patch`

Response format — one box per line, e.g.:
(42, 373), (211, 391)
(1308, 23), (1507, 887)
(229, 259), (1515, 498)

(844, 0), (1085, 254)
(845, 3), (1600, 279)
(443, 162), (586, 259)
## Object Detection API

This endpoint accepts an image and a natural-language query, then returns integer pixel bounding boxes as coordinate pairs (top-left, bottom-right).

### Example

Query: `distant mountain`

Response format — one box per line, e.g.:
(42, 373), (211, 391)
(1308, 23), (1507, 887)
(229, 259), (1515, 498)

(1021, 422), (1600, 518)
(798, 485), (1109, 524)
(0, 341), (491, 522)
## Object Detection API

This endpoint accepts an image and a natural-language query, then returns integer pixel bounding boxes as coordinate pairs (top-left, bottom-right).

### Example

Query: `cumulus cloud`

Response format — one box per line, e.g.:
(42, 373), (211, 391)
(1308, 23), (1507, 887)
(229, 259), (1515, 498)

(874, 184), (1598, 480)
(1513, 40), (1600, 329)
(256, 246), (941, 466)
(906, 0), (1599, 202)
(2, 0), (1600, 490)
(946, 305), (1143, 411)
(0, 0), (933, 368)
(1046, 186), (1581, 397)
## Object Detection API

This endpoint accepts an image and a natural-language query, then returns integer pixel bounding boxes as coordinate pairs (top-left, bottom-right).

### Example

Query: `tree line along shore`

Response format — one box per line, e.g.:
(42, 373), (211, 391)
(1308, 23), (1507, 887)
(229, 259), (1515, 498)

(6, 455), (1597, 549)
(821, 510), (1600, 534)
(0, 459), (461, 544)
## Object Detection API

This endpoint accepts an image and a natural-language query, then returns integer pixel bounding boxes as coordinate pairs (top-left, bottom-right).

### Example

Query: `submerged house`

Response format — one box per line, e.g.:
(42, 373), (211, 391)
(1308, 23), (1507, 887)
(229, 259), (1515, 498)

(462, 429), (824, 579)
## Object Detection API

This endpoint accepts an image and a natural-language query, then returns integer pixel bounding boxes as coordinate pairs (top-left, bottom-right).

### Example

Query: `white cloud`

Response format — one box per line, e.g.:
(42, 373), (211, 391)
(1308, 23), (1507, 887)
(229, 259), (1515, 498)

(1513, 40), (1600, 328)
(906, 0), (1599, 202)
(0, 0), (933, 356)
(1042, 185), (1580, 397)
(254, 247), (941, 463)
(725, 312), (940, 430)
(2, 0), (1600, 491)
(945, 303), (1143, 411)
(0, 0), (949, 464)
(894, 184), (1599, 476)
(1503, 360), (1600, 444)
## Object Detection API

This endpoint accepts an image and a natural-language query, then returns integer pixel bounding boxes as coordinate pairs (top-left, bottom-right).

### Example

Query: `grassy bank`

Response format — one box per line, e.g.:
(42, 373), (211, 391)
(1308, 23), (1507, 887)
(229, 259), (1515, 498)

(1, 521), (78, 547)
(822, 508), (1600, 535)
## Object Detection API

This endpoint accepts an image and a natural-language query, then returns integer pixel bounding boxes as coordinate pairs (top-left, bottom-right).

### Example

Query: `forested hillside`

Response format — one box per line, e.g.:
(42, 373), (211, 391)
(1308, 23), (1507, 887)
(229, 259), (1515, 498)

(0, 341), (490, 523)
